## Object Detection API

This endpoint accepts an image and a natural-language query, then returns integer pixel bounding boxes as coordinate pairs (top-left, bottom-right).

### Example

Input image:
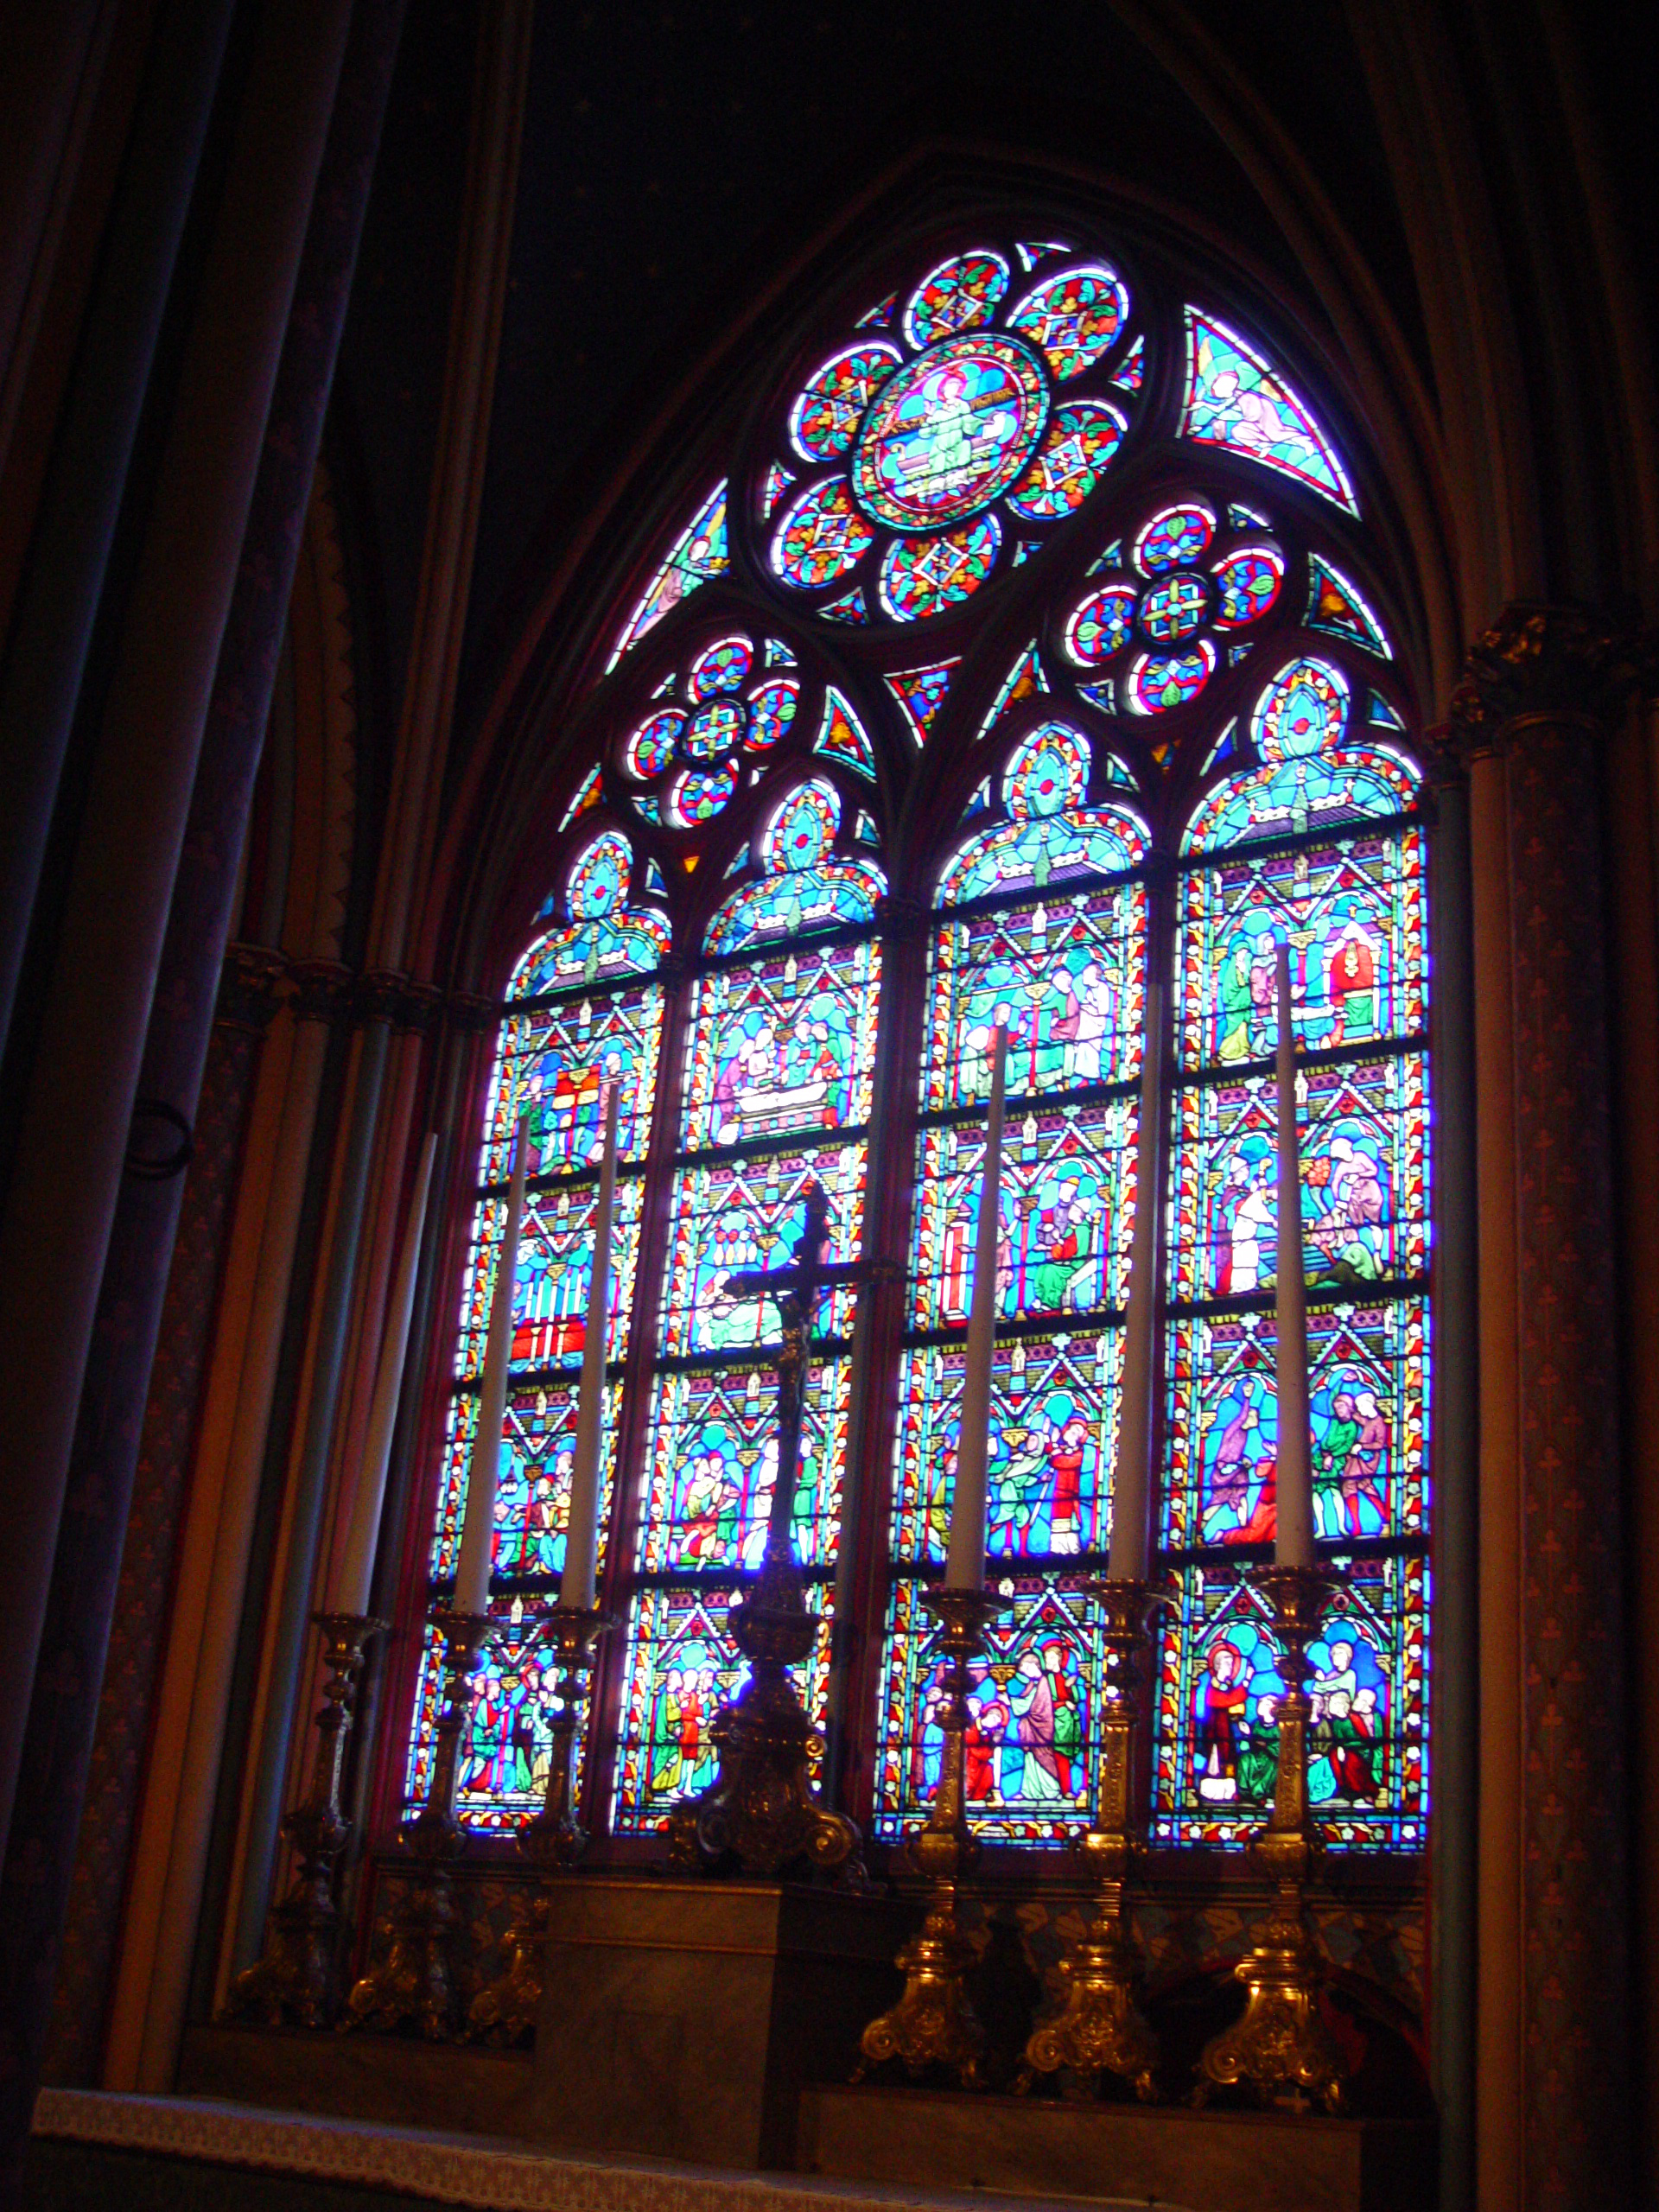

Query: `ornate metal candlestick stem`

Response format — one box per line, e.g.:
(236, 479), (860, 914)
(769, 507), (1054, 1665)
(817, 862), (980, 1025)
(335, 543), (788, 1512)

(1198, 1561), (1351, 2111)
(341, 1606), (493, 2038)
(467, 1603), (610, 2044)
(666, 1183), (861, 1879)
(1021, 1577), (1166, 2101)
(226, 1611), (385, 2026)
(856, 1584), (1006, 2089)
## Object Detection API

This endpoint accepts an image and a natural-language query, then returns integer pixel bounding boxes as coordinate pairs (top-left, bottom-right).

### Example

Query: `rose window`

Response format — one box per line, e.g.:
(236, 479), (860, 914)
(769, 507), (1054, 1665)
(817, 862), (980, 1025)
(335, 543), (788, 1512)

(618, 632), (800, 829)
(1062, 497), (1286, 714)
(768, 244), (1139, 625)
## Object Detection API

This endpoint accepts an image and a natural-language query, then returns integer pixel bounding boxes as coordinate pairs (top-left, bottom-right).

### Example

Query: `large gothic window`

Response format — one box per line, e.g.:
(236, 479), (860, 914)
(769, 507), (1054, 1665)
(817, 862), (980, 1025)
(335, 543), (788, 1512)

(403, 230), (1429, 1864)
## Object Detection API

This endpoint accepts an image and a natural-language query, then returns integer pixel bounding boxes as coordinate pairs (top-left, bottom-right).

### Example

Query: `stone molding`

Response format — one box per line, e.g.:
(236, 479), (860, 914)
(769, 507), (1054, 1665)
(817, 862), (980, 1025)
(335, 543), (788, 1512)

(1441, 601), (1654, 766)
(214, 944), (290, 1034)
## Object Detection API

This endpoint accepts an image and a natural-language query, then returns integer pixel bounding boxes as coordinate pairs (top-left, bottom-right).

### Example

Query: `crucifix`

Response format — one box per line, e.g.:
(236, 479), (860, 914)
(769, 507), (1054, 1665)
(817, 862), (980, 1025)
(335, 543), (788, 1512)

(665, 1179), (865, 1880)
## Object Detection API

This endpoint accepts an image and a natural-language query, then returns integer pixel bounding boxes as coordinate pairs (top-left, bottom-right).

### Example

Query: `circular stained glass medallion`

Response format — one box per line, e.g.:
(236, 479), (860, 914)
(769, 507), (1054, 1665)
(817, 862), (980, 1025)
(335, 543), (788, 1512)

(1136, 502), (1216, 573)
(849, 333), (1048, 533)
(1066, 582), (1138, 665)
(878, 511), (1001, 621)
(902, 251), (1009, 350)
(746, 677), (798, 750)
(1006, 264), (1128, 379)
(1007, 402), (1125, 521)
(623, 709), (682, 781)
(1141, 572), (1210, 643)
(1128, 639), (1217, 713)
(670, 763), (738, 824)
(683, 699), (744, 760)
(772, 479), (876, 590)
(789, 342), (901, 464)
(1213, 545), (1285, 627)
(688, 636), (754, 700)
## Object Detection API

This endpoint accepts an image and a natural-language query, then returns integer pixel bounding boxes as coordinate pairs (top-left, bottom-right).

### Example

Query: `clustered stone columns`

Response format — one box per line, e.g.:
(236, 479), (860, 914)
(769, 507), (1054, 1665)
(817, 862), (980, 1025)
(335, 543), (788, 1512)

(1445, 603), (1653, 2209)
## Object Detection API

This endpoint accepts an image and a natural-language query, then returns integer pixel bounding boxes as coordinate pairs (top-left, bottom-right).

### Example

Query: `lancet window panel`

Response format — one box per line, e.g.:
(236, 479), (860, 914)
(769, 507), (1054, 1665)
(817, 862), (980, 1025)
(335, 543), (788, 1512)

(1151, 1551), (1428, 1850)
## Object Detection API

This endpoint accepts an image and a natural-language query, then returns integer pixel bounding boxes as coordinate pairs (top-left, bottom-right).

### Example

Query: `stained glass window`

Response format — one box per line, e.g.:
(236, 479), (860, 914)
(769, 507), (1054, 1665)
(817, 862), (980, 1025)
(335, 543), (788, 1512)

(404, 826), (666, 1824)
(406, 220), (1431, 1877)
(1151, 652), (1428, 1849)
(611, 773), (884, 1831)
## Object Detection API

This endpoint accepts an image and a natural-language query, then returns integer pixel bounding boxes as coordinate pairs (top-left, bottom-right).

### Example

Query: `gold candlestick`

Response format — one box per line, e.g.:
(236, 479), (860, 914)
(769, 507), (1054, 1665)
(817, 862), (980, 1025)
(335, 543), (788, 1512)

(1197, 1561), (1351, 2110)
(226, 1611), (385, 2027)
(341, 1606), (493, 2039)
(467, 1604), (610, 2044)
(856, 1584), (1007, 2089)
(1020, 1578), (1167, 2101)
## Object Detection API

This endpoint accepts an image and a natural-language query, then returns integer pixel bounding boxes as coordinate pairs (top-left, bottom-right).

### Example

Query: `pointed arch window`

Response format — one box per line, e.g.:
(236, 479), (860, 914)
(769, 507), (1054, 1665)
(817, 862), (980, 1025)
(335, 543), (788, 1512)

(400, 224), (1431, 1869)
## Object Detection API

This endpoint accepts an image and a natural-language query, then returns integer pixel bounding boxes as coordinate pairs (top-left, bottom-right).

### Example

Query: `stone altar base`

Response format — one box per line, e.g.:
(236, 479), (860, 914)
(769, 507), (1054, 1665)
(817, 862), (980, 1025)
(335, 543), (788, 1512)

(800, 2082), (1434, 2212)
(530, 1876), (911, 2169)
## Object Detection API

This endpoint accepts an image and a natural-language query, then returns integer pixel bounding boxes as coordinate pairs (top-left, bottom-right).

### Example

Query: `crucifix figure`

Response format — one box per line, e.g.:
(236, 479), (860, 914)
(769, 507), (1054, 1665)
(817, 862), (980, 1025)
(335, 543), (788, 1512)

(665, 1181), (865, 1880)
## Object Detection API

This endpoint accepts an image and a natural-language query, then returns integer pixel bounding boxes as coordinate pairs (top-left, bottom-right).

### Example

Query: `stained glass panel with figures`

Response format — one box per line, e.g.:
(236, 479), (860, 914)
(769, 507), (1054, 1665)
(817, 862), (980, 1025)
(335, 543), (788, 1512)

(404, 1609), (600, 1835)
(659, 1141), (868, 1356)
(679, 938), (879, 1154)
(874, 1576), (1103, 1840)
(611, 1584), (836, 1832)
(1151, 1552), (1427, 1848)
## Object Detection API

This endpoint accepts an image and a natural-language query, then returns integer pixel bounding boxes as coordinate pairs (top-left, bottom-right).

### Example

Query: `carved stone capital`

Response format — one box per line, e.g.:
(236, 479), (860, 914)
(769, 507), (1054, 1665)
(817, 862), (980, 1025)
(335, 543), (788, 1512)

(876, 893), (924, 942)
(289, 959), (355, 1026)
(446, 990), (503, 1034)
(1444, 601), (1654, 765)
(215, 943), (289, 1034)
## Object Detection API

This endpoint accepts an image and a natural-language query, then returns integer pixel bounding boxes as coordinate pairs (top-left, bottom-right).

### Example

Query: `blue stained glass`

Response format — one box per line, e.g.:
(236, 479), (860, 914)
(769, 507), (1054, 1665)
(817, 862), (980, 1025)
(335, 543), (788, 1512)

(1066, 583), (1136, 665)
(1002, 718), (1088, 813)
(668, 763), (736, 825)
(1128, 641), (1215, 714)
(1213, 545), (1284, 626)
(851, 335), (1048, 533)
(706, 779), (885, 952)
(1141, 572), (1210, 641)
(624, 710), (680, 781)
(1006, 403), (1126, 520)
(789, 342), (902, 463)
(746, 677), (798, 749)
(1007, 264), (1129, 379)
(607, 481), (729, 668)
(688, 635), (754, 700)
(1136, 502), (1216, 573)
(1183, 658), (1421, 852)
(407, 1611), (601, 1834)
(679, 937), (880, 1154)
(511, 858), (669, 999)
(903, 251), (1010, 349)
(1151, 1553), (1427, 1850)
(878, 513), (1001, 622)
(1306, 553), (1393, 657)
(683, 700), (744, 760)
(771, 479), (875, 589)
(1181, 309), (1358, 515)
(938, 803), (1147, 906)
(558, 766), (602, 826)
(875, 1576), (1104, 1842)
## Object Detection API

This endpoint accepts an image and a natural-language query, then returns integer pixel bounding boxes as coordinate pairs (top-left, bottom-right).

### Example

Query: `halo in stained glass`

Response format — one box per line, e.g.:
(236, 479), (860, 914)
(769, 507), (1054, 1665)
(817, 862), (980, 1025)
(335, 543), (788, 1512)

(1003, 720), (1089, 816)
(879, 513), (1001, 622)
(687, 636), (754, 701)
(902, 250), (1009, 349)
(623, 709), (682, 781)
(1213, 544), (1285, 627)
(849, 334), (1048, 532)
(746, 677), (798, 750)
(1136, 502), (1216, 574)
(763, 777), (840, 872)
(683, 699), (745, 760)
(1255, 655), (1348, 758)
(669, 763), (737, 825)
(1007, 403), (1127, 521)
(1141, 572), (1210, 642)
(568, 827), (632, 916)
(1066, 583), (1137, 665)
(788, 341), (903, 463)
(1128, 639), (1216, 714)
(1006, 264), (1129, 379)
(771, 480), (875, 590)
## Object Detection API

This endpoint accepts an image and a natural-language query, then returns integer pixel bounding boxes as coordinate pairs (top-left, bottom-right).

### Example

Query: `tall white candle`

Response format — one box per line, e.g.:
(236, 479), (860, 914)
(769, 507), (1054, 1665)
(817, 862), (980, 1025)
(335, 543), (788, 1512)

(454, 1114), (528, 1615)
(1273, 943), (1315, 1568)
(945, 1025), (1006, 1591)
(1108, 973), (1163, 1581)
(334, 1131), (438, 1615)
(560, 1081), (618, 1610)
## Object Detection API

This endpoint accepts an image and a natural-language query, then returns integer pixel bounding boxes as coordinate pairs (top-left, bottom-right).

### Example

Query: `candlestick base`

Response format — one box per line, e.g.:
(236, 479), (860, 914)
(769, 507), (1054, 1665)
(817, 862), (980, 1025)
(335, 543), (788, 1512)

(1197, 1562), (1350, 2112)
(856, 1585), (1006, 2090)
(341, 1608), (493, 2040)
(1020, 1577), (1167, 2102)
(467, 1605), (611, 2045)
(664, 1551), (861, 1882)
(225, 1613), (385, 2029)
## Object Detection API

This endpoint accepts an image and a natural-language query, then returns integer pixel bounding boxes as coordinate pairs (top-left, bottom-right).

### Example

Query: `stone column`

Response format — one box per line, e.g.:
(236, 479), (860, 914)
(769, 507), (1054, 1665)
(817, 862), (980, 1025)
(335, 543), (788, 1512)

(1447, 604), (1647, 2212)
(0, 0), (354, 1891)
